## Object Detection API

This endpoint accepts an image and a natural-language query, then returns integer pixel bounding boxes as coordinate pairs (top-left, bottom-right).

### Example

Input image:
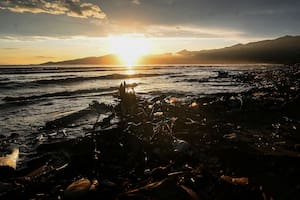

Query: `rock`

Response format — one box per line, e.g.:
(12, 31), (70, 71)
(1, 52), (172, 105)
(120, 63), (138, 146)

(223, 133), (238, 140)
(118, 178), (198, 200)
(150, 166), (168, 181)
(0, 182), (15, 199)
(165, 97), (180, 105)
(143, 122), (154, 135)
(189, 102), (198, 108)
(0, 148), (19, 169)
(9, 133), (19, 138)
(173, 118), (186, 132)
(64, 178), (92, 200)
(252, 92), (265, 98)
(173, 139), (193, 156)
(231, 177), (249, 185)
(0, 166), (15, 179)
(221, 175), (249, 185)
(217, 70), (229, 78)
(100, 179), (117, 188)
(89, 179), (99, 191)
(294, 144), (300, 151)
(180, 185), (200, 200)
(228, 96), (243, 109)
(153, 112), (164, 117)
(0, 182), (14, 193)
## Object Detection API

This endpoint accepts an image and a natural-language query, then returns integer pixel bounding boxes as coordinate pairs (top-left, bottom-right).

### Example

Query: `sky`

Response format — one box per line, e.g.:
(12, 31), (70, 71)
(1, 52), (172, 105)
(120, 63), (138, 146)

(0, 0), (299, 64)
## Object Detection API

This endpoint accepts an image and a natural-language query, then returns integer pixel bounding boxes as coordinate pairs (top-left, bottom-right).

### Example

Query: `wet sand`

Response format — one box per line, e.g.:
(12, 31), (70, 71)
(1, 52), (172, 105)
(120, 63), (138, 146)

(0, 65), (299, 199)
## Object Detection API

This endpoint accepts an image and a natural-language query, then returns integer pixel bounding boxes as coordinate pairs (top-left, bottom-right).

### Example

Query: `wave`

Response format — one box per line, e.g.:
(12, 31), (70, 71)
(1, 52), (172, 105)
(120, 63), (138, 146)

(0, 81), (26, 90)
(0, 73), (161, 90)
(0, 67), (112, 75)
(0, 66), (163, 75)
(179, 78), (210, 83)
(2, 87), (118, 102)
(0, 78), (10, 82)
(31, 73), (162, 85)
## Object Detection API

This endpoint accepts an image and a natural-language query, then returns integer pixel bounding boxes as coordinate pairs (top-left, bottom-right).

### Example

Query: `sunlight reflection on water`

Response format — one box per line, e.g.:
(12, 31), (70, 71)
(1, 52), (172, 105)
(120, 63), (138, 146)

(125, 67), (136, 75)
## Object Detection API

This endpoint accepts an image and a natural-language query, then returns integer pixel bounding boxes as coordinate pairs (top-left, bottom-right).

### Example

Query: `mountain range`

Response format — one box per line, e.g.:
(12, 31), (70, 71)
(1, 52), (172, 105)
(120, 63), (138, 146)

(43, 35), (300, 65)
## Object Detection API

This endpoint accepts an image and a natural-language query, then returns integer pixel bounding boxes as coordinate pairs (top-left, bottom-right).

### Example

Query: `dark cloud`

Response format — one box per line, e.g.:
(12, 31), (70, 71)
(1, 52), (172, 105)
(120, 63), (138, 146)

(0, 0), (106, 19)
(100, 0), (300, 37)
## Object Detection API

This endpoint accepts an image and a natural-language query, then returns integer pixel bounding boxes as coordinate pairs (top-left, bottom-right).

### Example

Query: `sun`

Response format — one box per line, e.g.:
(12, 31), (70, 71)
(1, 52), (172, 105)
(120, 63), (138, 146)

(109, 34), (150, 66)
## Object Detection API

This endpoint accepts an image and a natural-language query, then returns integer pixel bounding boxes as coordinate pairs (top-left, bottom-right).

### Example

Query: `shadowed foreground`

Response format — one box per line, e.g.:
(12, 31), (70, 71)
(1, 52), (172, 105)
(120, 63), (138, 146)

(0, 66), (299, 200)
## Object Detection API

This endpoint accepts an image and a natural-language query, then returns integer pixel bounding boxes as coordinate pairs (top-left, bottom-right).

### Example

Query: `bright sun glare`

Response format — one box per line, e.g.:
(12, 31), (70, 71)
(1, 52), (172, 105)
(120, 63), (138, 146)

(109, 35), (151, 66)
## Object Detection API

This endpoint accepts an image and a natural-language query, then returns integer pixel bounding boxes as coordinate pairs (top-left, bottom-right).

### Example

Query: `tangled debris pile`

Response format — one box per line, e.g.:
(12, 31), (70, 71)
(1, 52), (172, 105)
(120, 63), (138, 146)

(0, 66), (299, 199)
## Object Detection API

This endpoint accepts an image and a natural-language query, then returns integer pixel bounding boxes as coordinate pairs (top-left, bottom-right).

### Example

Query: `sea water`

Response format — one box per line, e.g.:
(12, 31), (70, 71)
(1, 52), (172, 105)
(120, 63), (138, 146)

(0, 64), (278, 139)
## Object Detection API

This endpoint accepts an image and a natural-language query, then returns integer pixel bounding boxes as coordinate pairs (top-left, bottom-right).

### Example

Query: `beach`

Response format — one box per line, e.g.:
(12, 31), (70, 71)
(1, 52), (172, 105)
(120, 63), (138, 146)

(0, 64), (299, 199)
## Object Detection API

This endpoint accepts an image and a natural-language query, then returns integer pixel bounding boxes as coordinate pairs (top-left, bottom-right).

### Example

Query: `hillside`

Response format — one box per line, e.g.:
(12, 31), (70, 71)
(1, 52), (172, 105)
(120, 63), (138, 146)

(191, 35), (300, 64)
(42, 35), (300, 65)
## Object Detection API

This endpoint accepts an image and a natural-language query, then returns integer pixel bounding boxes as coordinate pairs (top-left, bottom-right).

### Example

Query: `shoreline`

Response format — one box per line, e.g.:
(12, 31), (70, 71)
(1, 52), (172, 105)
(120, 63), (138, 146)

(0, 65), (299, 199)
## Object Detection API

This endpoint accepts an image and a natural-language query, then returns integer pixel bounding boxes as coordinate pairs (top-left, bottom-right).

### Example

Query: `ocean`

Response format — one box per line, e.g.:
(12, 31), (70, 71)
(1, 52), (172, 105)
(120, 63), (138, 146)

(1, 64), (300, 199)
(0, 64), (280, 151)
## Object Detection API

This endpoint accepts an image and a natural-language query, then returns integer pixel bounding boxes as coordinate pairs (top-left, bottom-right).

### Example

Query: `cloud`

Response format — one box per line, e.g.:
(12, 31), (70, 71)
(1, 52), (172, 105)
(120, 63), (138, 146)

(144, 25), (244, 38)
(0, 0), (299, 40)
(1, 47), (19, 50)
(0, 35), (65, 41)
(131, 0), (141, 5)
(101, 0), (300, 38)
(0, 0), (106, 19)
(34, 55), (56, 59)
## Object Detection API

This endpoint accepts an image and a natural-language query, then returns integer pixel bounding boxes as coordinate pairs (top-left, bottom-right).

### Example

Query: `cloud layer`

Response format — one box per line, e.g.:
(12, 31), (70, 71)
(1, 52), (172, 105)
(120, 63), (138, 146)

(0, 0), (106, 19)
(0, 0), (299, 40)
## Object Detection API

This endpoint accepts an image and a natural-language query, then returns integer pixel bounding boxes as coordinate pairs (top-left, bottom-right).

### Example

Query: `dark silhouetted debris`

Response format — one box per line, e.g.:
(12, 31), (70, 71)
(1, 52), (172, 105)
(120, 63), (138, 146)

(1, 65), (299, 199)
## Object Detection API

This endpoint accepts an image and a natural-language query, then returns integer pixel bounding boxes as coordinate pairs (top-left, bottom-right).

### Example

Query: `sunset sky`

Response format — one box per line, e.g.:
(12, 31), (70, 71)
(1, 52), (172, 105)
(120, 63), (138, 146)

(0, 0), (299, 64)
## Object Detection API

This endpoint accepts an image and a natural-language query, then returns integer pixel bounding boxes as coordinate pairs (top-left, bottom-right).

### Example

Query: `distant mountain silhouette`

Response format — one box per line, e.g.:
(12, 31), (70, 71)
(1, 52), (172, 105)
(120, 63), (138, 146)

(42, 54), (119, 65)
(42, 35), (300, 65)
